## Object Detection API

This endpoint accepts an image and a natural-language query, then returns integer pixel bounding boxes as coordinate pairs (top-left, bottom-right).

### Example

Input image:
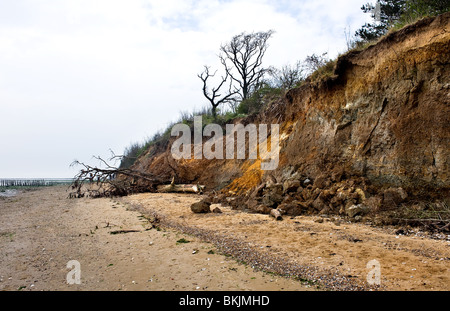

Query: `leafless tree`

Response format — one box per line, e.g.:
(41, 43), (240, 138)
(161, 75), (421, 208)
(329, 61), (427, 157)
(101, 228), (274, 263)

(69, 152), (164, 198)
(219, 30), (275, 101)
(197, 66), (239, 119)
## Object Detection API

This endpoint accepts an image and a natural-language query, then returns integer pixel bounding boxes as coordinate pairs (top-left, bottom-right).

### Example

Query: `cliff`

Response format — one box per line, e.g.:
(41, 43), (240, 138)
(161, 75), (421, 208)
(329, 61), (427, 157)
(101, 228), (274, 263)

(131, 13), (450, 224)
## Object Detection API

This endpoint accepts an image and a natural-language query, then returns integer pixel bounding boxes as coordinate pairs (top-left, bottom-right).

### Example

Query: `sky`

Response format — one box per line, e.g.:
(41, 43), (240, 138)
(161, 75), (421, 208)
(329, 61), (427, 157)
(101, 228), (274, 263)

(0, 0), (372, 178)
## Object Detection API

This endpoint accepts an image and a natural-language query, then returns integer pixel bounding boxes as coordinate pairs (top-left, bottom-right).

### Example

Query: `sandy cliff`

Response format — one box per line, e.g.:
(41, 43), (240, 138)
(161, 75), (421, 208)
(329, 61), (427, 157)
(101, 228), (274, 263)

(131, 13), (450, 222)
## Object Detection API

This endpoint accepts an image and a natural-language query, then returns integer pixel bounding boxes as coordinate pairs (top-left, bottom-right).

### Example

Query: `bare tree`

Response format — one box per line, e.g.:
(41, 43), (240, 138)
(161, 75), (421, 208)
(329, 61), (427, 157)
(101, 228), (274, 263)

(219, 30), (275, 101)
(69, 152), (164, 198)
(197, 66), (239, 119)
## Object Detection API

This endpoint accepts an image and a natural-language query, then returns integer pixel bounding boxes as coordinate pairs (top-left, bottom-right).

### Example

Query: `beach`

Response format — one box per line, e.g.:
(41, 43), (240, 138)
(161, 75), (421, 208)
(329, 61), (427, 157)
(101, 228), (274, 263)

(0, 186), (312, 291)
(0, 186), (448, 291)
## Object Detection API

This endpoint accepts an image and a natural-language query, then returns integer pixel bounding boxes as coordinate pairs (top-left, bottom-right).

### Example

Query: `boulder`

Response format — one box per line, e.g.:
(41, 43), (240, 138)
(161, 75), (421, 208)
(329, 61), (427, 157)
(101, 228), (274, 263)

(345, 204), (370, 218)
(212, 207), (222, 213)
(277, 201), (308, 216)
(190, 200), (211, 213)
(283, 179), (301, 193)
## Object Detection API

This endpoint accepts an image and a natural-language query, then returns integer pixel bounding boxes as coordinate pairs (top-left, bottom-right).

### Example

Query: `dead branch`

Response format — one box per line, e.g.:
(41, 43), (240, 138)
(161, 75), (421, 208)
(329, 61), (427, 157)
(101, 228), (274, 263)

(68, 155), (165, 198)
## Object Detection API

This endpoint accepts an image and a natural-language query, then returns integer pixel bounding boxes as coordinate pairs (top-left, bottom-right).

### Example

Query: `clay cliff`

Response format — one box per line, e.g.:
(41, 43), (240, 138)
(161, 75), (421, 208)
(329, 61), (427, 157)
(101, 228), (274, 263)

(131, 13), (449, 225)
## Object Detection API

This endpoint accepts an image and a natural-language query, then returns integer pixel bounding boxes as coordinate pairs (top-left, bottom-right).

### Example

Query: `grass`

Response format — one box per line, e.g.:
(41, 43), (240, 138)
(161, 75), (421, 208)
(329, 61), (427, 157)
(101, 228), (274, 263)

(308, 59), (338, 83)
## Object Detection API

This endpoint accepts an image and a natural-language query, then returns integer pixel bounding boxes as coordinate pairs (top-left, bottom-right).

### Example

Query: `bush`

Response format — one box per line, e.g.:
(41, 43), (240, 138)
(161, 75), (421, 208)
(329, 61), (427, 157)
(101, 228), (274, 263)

(309, 58), (337, 83)
(237, 85), (282, 115)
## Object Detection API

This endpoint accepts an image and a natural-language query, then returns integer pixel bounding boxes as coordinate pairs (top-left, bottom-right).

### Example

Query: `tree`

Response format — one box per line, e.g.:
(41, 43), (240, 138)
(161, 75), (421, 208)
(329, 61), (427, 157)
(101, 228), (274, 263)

(355, 0), (449, 41)
(355, 0), (406, 41)
(219, 30), (275, 101)
(400, 0), (450, 24)
(197, 66), (239, 119)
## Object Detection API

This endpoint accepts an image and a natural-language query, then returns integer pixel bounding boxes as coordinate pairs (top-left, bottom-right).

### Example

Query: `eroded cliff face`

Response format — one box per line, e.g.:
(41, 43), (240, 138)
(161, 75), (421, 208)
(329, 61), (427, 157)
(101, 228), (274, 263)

(132, 13), (449, 218)
(282, 13), (449, 190)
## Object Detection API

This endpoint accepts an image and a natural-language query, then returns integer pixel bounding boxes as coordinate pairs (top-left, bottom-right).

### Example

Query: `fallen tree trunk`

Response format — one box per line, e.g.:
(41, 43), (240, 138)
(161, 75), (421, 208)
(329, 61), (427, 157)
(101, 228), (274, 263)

(157, 177), (205, 194)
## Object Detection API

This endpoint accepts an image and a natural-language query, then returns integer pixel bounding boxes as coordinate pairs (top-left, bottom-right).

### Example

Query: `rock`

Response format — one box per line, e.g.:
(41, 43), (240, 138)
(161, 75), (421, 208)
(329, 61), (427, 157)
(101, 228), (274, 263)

(354, 188), (367, 202)
(300, 188), (312, 201)
(255, 205), (272, 214)
(191, 200), (211, 213)
(318, 189), (333, 201)
(312, 197), (327, 211)
(365, 196), (382, 212)
(283, 179), (301, 193)
(319, 206), (330, 215)
(262, 192), (284, 208)
(314, 217), (324, 223)
(383, 187), (408, 206)
(246, 198), (260, 211)
(277, 201), (307, 216)
(302, 178), (312, 186)
(313, 174), (330, 189)
(265, 183), (283, 194)
(331, 167), (345, 182)
(345, 204), (369, 218)
(212, 207), (222, 213)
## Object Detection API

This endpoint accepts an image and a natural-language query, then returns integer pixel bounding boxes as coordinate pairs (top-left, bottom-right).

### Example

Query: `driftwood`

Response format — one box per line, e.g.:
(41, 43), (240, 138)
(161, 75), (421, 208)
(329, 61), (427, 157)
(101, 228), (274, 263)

(270, 208), (283, 220)
(157, 177), (205, 194)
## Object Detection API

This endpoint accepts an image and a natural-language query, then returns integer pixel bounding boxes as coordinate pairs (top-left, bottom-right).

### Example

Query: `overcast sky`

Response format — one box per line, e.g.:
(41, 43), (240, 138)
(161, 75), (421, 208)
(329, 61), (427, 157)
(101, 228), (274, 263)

(0, 0), (371, 178)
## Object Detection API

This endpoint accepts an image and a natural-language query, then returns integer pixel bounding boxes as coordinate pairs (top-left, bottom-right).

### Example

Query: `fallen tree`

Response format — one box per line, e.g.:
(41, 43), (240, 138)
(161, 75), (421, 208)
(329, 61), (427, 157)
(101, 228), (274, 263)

(69, 154), (165, 198)
(69, 153), (205, 198)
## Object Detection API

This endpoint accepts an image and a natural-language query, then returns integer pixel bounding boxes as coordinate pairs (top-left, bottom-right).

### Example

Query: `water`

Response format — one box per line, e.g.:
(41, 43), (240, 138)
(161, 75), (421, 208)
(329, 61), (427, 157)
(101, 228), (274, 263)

(0, 189), (19, 197)
(0, 178), (74, 187)
(0, 178), (74, 198)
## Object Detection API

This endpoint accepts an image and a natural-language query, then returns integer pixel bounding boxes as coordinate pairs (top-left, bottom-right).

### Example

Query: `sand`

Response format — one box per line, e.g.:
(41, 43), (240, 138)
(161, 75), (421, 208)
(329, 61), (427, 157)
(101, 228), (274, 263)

(0, 186), (312, 291)
(0, 186), (448, 291)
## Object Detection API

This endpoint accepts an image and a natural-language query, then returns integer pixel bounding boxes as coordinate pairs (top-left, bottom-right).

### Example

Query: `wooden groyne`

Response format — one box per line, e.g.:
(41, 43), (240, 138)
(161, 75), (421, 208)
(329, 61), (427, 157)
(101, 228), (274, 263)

(0, 179), (73, 187)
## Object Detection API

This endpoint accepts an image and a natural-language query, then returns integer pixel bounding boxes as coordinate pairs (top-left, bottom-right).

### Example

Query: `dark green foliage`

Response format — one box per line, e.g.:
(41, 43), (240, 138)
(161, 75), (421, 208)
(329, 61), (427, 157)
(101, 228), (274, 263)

(356, 0), (406, 41)
(237, 84), (282, 115)
(356, 0), (449, 42)
(398, 0), (450, 26)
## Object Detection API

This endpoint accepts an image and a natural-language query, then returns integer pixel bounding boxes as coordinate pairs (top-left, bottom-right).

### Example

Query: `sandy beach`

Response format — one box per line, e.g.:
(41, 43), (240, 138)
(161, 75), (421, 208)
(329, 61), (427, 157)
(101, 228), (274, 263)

(0, 186), (448, 291)
(0, 186), (312, 291)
